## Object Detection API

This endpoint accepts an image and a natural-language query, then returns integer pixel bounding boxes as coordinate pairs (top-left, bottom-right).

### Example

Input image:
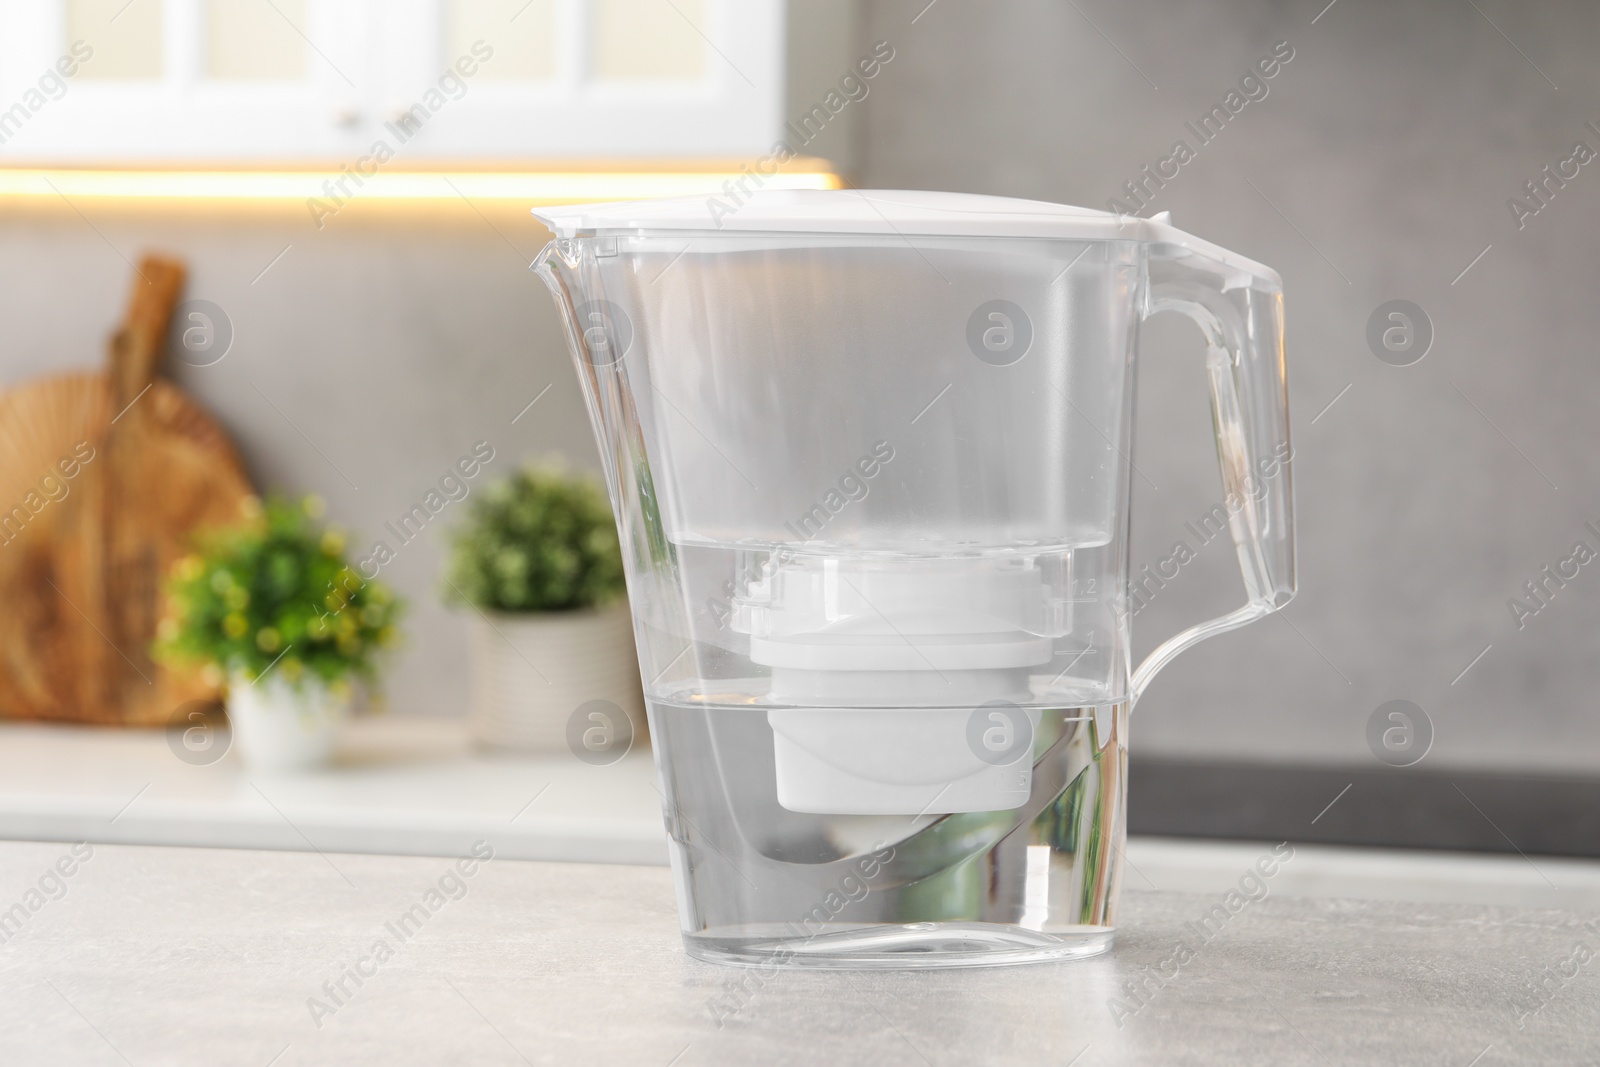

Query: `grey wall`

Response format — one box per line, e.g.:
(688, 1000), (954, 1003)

(0, 201), (588, 721)
(2, 0), (1596, 775)
(857, 0), (1600, 773)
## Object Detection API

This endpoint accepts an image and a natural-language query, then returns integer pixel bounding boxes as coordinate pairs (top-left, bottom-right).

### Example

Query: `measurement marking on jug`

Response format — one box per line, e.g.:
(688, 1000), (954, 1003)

(1048, 643), (1097, 688)
(1310, 783), (1351, 825)
(909, 382), (952, 424)
(1451, 643), (1493, 686)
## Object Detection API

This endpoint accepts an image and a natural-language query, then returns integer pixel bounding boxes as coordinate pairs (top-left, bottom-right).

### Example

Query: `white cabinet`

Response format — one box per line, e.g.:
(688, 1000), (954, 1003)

(0, 0), (786, 160)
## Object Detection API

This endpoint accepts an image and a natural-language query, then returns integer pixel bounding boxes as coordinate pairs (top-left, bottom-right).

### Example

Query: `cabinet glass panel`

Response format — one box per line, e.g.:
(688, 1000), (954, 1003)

(69, 0), (164, 80)
(447, 0), (556, 82)
(592, 0), (707, 82)
(206, 0), (306, 81)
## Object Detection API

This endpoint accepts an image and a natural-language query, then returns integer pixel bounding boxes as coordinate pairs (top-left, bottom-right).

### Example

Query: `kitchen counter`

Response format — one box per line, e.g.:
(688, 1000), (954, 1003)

(2, 717), (1599, 914)
(0, 839), (1594, 1065)
(0, 716), (666, 865)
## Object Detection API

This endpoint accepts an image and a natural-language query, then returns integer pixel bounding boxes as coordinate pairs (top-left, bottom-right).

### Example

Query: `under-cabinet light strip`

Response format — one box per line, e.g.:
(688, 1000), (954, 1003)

(0, 166), (841, 203)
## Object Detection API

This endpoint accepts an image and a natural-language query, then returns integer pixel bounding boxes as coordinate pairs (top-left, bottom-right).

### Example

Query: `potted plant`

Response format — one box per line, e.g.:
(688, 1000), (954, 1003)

(444, 462), (642, 753)
(155, 495), (403, 771)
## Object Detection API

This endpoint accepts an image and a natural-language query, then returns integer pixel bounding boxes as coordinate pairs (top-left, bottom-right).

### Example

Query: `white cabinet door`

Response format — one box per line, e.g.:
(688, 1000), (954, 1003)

(0, 0), (374, 158)
(0, 0), (785, 160)
(389, 0), (785, 158)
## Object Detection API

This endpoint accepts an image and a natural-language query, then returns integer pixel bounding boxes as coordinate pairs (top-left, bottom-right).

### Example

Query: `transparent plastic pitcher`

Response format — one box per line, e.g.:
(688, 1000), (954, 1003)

(533, 190), (1294, 968)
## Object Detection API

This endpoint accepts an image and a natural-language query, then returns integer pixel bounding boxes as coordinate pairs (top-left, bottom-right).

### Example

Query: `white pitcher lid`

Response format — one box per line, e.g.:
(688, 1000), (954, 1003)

(533, 189), (1279, 285)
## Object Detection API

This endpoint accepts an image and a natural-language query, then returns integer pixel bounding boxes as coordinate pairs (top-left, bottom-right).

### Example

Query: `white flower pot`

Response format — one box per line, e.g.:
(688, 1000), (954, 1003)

(227, 674), (351, 772)
(469, 604), (645, 753)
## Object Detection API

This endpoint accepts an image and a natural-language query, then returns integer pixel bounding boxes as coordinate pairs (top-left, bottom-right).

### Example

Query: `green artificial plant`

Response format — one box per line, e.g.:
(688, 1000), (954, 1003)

(444, 463), (626, 613)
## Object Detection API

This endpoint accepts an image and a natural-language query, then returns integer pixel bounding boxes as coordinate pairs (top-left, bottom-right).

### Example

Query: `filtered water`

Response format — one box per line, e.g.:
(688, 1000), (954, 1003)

(647, 699), (1129, 969)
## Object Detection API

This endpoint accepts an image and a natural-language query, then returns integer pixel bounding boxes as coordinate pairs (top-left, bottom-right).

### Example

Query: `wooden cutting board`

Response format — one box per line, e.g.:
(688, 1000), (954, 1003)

(0, 256), (255, 725)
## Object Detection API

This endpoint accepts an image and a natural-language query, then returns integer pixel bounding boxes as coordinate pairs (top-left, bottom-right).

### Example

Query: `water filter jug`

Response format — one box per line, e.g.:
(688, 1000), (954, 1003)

(534, 190), (1294, 968)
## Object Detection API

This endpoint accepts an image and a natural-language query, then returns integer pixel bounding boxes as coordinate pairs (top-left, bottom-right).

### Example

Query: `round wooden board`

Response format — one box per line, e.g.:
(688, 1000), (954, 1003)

(0, 258), (255, 725)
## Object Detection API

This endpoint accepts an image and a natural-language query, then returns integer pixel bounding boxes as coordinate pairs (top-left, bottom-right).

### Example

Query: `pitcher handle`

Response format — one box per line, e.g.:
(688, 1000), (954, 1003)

(1130, 240), (1297, 701)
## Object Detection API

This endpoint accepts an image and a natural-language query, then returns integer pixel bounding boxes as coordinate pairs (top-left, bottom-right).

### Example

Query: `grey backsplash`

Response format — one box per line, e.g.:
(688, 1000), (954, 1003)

(858, 0), (1600, 776)
(0, 207), (587, 730)
(2, 0), (1596, 774)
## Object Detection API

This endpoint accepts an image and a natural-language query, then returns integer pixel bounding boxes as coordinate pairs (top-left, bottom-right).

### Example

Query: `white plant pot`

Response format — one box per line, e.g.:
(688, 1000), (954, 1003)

(227, 674), (351, 772)
(469, 604), (645, 753)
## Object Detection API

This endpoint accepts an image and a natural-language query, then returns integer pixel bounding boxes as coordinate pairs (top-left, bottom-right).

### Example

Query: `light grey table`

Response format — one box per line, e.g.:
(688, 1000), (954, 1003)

(0, 840), (1595, 1065)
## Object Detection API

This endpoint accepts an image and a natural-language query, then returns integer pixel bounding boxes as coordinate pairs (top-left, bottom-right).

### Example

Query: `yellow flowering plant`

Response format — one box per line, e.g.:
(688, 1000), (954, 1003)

(155, 495), (403, 693)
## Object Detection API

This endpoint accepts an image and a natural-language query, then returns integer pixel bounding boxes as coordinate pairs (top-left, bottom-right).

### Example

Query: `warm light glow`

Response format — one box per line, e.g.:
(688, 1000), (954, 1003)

(0, 166), (842, 204)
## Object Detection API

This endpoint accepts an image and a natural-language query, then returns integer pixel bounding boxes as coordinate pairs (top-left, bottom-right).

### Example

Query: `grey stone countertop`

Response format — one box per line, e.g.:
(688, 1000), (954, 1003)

(0, 840), (1595, 1065)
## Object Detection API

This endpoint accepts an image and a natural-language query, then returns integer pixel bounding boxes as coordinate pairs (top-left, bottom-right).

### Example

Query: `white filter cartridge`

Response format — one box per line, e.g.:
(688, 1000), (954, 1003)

(768, 706), (1037, 814)
(740, 556), (1052, 815)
